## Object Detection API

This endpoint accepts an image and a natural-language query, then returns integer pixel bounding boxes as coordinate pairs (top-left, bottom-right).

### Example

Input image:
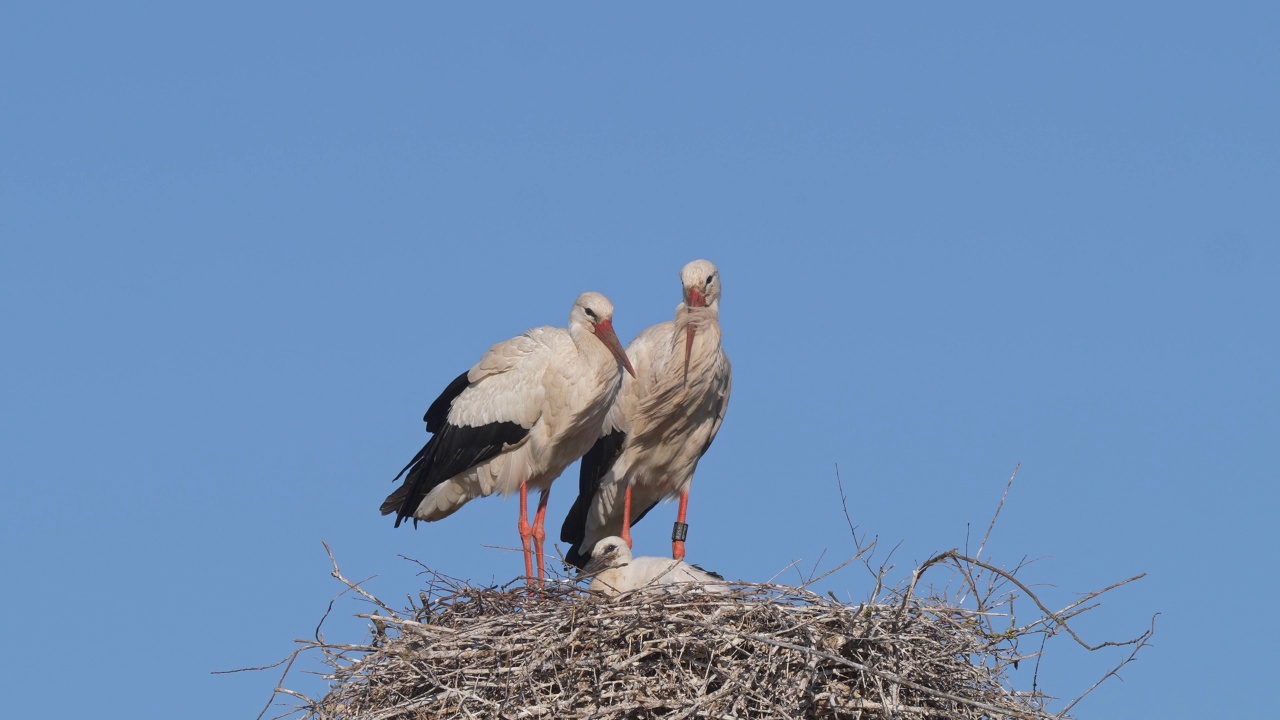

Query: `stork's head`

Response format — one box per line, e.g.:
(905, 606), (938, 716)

(572, 292), (636, 378)
(582, 535), (634, 574)
(680, 259), (721, 309)
(679, 259), (721, 380)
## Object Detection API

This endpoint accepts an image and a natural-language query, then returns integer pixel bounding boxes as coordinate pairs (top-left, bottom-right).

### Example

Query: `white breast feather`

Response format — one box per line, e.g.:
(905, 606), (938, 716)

(580, 309), (730, 552)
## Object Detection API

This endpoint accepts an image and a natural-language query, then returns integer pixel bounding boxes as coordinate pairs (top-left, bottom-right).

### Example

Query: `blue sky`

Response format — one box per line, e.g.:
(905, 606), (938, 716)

(2, 4), (1276, 717)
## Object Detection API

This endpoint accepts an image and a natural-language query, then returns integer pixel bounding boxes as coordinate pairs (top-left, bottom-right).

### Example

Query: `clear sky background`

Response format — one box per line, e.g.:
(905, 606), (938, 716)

(2, 4), (1276, 718)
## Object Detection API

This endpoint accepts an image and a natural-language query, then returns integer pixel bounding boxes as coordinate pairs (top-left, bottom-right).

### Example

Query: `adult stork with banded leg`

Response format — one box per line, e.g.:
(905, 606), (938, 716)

(381, 292), (635, 583)
(561, 260), (731, 569)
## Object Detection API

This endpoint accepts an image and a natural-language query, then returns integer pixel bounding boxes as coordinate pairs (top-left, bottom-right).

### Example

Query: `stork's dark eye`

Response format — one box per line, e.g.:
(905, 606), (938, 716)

(706, 274), (715, 285)
(585, 307), (597, 320)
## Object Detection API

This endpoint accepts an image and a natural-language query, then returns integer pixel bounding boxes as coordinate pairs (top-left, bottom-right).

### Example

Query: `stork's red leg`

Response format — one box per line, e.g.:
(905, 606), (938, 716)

(517, 481), (534, 582)
(672, 489), (690, 560)
(620, 481), (634, 549)
(531, 487), (551, 583)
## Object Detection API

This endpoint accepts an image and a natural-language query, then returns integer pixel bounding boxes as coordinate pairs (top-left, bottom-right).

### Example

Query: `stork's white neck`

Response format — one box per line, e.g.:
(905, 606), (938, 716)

(676, 301), (720, 333)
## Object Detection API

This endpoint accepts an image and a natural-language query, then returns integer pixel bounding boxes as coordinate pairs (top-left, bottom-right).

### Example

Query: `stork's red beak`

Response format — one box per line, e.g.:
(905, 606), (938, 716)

(684, 325), (696, 384)
(683, 288), (706, 383)
(593, 319), (636, 378)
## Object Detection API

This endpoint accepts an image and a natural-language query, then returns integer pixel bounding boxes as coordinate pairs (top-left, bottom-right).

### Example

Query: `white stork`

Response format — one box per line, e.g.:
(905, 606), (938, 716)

(381, 291), (636, 583)
(561, 259), (731, 569)
(582, 536), (728, 597)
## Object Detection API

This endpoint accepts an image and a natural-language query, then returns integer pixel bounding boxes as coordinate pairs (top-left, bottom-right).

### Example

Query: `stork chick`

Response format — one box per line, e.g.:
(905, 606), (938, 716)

(582, 536), (728, 597)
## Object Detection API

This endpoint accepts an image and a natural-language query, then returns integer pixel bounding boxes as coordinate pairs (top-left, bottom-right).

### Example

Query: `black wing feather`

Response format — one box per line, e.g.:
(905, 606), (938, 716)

(424, 371), (470, 431)
(560, 429), (626, 568)
(688, 563), (724, 581)
(382, 371), (528, 527)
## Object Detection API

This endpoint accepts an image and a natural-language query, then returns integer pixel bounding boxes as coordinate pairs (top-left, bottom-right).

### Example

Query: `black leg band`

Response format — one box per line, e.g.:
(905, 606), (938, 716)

(672, 522), (689, 542)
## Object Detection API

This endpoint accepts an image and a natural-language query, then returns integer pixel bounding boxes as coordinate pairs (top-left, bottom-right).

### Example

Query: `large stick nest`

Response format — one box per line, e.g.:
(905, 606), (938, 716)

(261, 544), (1151, 720)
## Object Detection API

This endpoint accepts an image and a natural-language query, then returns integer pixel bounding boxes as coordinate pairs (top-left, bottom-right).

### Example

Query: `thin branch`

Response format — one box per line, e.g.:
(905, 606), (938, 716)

(834, 463), (857, 538)
(977, 463), (1020, 561)
(909, 549), (1147, 652)
(1056, 613), (1159, 718)
(322, 540), (397, 616)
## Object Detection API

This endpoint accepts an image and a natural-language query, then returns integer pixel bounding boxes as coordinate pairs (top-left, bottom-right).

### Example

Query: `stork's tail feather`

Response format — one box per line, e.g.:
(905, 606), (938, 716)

(559, 492), (593, 570)
(380, 484), (408, 516)
(382, 443), (430, 527)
